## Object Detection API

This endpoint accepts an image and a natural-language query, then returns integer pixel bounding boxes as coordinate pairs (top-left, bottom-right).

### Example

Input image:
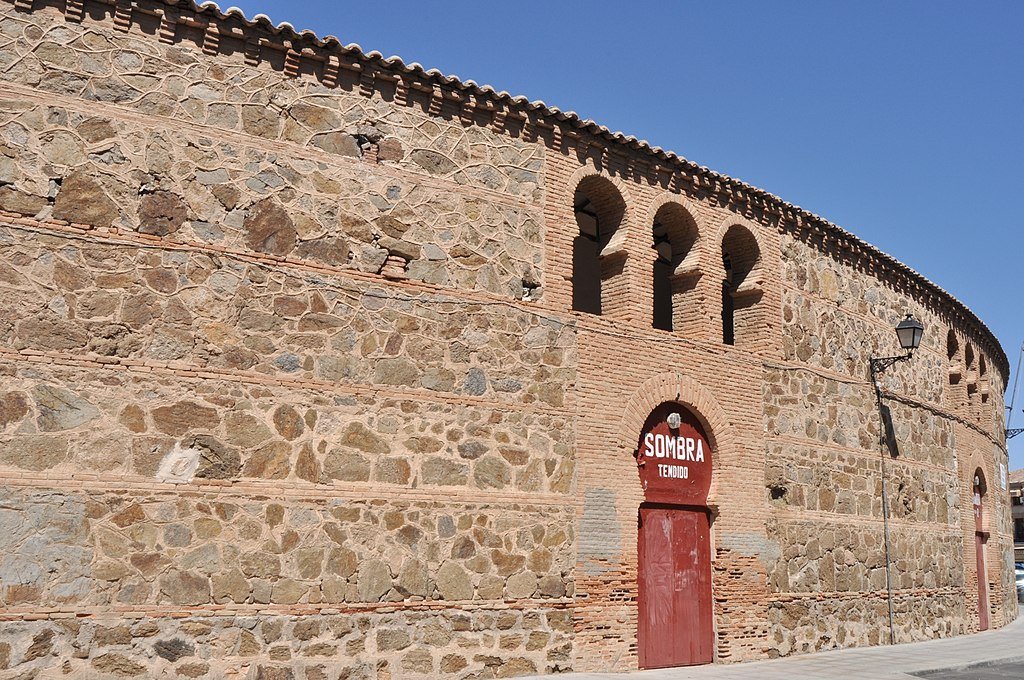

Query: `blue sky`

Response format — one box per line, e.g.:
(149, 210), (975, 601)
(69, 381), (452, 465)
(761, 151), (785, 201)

(226, 1), (1024, 468)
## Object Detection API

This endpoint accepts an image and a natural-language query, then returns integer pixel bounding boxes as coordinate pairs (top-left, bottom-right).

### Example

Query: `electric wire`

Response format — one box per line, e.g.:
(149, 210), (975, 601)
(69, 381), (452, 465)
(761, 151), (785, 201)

(1007, 342), (1023, 430)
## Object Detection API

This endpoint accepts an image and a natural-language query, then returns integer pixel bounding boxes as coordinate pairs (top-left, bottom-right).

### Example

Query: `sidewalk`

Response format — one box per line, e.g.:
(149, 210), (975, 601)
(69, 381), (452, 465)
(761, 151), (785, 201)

(526, 617), (1024, 680)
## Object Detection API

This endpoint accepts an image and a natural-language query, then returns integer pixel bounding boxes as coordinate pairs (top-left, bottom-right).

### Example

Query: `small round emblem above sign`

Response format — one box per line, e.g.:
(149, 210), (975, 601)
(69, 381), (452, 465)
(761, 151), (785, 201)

(635, 403), (713, 505)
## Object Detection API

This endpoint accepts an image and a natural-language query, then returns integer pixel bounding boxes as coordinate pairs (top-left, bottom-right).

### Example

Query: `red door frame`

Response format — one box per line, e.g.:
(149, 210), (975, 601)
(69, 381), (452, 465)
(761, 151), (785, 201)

(637, 503), (714, 669)
(973, 477), (989, 631)
(975, 532), (989, 631)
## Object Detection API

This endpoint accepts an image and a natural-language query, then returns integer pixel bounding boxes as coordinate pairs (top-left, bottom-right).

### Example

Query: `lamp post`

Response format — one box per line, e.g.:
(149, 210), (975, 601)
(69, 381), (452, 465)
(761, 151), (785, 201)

(869, 313), (924, 646)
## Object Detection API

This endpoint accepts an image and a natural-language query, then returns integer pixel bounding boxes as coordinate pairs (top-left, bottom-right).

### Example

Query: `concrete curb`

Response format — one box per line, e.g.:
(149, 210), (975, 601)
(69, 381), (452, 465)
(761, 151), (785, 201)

(910, 655), (1024, 677)
(522, 618), (1024, 679)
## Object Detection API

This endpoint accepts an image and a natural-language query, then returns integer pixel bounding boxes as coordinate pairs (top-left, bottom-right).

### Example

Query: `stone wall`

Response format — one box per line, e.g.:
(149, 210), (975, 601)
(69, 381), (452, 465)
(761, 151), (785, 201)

(0, 607), (572, 678)
(0, 487), (574, 677)
(0, 6), (542, 297)
(0, 486), (576, 611)
(0, 234), (574, 490)
(764, 592), (969, 656)
(0, 1), (576, 677)
(763, 232), (1014, 649)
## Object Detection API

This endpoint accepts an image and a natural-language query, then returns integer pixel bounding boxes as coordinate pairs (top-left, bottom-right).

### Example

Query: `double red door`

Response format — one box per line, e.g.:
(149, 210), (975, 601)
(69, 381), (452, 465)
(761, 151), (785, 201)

(637, 505), (713, 668)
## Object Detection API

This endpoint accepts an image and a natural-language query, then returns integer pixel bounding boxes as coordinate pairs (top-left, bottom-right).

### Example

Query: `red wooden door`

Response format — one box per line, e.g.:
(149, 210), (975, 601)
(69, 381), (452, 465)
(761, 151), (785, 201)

(637, 506), (713, 668)
(976, 532), (989, 631)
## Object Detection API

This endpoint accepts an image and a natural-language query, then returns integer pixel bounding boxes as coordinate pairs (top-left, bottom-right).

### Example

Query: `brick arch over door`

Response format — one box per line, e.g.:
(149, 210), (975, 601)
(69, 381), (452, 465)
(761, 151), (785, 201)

(963, 453), (992, 533)
(617, 372), (735, 505)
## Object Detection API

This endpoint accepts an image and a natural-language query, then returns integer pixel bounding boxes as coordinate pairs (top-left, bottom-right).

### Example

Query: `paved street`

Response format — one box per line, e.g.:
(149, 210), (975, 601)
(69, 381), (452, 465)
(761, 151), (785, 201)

(524, 617), (1024, 679)
(914, 660), (1024, 679)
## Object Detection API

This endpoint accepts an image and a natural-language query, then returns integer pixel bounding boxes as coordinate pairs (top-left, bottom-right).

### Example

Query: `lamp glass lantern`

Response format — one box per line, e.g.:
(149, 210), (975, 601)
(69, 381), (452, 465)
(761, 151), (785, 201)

(894, 314), (924, 352)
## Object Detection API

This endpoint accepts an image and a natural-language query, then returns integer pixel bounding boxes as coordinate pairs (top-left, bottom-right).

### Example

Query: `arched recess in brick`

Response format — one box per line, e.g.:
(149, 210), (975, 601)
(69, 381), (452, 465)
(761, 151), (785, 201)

(570, 168), (630, 317)
(719, 223), (764, 348)
(962, 454), (992, 533)
(947, 329), (961, 385)
(979, 353), (989, 404)
(616, 372), (735, 506)
(648, 194), (701, 333)
(965, 342), (978, 404)
(946, 328), (968, 412)
(969, 464), (992, 630)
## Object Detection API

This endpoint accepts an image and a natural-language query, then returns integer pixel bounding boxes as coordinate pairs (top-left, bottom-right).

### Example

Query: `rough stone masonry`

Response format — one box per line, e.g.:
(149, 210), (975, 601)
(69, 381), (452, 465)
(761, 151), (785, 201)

(0, 0), (1014, 677)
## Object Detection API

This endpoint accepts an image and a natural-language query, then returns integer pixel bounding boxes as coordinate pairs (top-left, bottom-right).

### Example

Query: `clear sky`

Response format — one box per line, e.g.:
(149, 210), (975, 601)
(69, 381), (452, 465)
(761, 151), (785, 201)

(225, 1), (1024, 468)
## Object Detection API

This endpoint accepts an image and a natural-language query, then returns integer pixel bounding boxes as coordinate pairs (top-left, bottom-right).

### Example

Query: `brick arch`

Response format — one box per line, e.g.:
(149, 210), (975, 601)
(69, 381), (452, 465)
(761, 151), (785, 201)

(716, 219), (766, 289)
(567, 165), (633, 256)
(963, 453), (990, 490)
(645, 192), (704, 230)
(645, 192), (705, 273)
(963, 453), (992, 532)
(617, 372), (735, 505)
(715, 217), (774, 350)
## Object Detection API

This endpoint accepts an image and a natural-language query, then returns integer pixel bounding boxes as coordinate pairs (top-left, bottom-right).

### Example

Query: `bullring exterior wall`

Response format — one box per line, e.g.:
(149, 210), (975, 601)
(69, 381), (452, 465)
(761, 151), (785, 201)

(0, 0), (1013, 677)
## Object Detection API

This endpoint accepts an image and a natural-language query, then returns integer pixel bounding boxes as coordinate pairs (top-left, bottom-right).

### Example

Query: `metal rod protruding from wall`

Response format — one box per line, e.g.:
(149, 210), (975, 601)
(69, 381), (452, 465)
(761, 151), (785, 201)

(869, 350), (912, 646)
(1007, 409), (1024, 440)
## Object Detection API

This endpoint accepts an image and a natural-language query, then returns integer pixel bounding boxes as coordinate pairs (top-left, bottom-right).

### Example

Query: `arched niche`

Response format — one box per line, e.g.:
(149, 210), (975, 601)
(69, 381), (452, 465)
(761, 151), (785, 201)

(572, 173), (628, 317)
(651, 201), (700, 333)
(971, 467), (991, 631)
(720, 223), (763, 347)
(947, 329), (961, 385)
(965, 342), (978, 401)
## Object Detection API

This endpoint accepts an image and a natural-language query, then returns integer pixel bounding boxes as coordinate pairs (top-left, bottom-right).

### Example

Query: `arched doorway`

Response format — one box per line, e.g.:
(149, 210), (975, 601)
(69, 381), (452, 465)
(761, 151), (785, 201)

(635, 402), (714, 668)
(973, 470), (990, 630)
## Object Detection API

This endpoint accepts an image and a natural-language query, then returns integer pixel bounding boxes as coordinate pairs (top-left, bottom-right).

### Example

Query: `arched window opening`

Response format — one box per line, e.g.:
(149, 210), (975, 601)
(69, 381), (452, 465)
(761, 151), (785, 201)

(947, 330), (961, 385)
(973, 468), (990, 630)
(572, 176), (626, 316)
(973, 469), (987, 525)
(652, 232), (673, 331)
(722, 253), (735, 344)
(721, 225), (761, 347)
(979, 354), (989, 403)
(965, 343), (977, 401)
(651, 203), (699, 332)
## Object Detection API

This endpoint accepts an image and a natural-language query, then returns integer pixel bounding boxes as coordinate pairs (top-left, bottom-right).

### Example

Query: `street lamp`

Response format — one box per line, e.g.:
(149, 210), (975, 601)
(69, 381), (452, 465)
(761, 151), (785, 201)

(871, 314), (925, 375)
(869, 313), (924, 647)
